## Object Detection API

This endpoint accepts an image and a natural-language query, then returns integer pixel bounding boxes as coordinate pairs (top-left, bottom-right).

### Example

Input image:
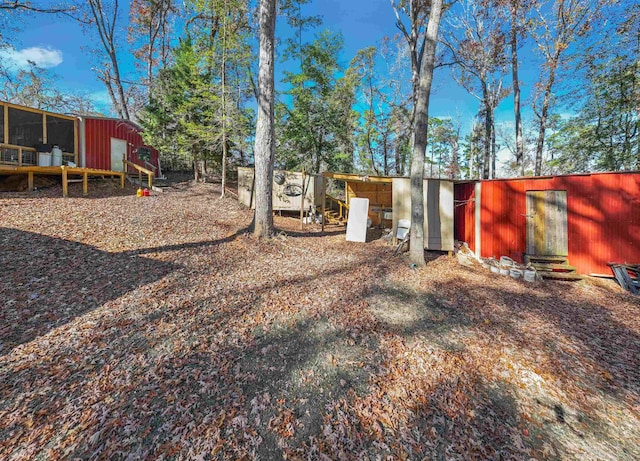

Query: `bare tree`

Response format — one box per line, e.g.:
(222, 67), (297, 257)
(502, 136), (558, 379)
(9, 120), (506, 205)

(252, 0), (276, 237)
(220, 0), (228, 198)
(390, 0), (445, 266)
(530, 0), (608, 175)
(128, 0), (176, 93)
(442, 0), (510, 179)
(0, 1), (83, 17)
(85, 0), (131, 120)
(497, 0), (531, 176)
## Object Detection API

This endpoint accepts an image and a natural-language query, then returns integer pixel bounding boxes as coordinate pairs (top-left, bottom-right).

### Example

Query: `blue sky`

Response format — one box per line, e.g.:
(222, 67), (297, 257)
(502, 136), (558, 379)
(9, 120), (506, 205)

(2, 0), (536, 136)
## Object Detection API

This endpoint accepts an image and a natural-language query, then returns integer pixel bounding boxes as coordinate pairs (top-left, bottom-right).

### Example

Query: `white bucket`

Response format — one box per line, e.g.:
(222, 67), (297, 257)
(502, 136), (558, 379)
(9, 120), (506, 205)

(490, 265), (500, 274)
(51, 146), (63, 166)
(510, 268), (523, 279)
(38, 152), (52, 166)
(524, 269), (537, 283)
(499, 267), (510, 276)
(500, 256), (514, 267)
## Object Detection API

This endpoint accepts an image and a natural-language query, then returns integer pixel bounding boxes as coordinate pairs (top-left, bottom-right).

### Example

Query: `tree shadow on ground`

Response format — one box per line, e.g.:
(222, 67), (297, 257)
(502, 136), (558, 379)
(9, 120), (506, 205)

(2, 232), (637, 459)
(0, 227), (177, 354)
(224, 283), (550, 460)
(121, 225), (250, 256)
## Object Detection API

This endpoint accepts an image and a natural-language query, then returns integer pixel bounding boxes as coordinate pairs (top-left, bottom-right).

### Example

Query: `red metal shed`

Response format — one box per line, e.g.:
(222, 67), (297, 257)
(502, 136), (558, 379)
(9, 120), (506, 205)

(454, 172), (640, 275)
(78, 116), (159, 175)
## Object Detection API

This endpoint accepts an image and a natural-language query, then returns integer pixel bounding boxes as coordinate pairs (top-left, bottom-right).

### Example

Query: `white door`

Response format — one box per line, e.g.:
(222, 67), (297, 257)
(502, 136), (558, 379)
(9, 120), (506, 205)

(346, 198), (369, 243)
(110, 138), (127, 172)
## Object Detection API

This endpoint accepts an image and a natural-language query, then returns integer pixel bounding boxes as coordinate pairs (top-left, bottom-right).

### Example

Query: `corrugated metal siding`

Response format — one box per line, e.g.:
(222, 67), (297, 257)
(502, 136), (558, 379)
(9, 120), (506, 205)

(462, 172), (640, 275)
(84, 118), (158, 174)
(454, 183), (475, 250)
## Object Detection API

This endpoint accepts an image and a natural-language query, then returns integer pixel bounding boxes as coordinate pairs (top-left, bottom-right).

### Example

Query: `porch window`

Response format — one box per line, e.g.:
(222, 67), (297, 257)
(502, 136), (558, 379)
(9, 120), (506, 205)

(8, 107), (43, 147)
(46, 116), (75, 152)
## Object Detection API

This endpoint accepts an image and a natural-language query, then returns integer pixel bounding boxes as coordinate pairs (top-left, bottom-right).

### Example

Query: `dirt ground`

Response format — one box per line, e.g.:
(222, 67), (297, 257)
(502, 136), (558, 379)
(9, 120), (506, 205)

(1, 178), (638, 460)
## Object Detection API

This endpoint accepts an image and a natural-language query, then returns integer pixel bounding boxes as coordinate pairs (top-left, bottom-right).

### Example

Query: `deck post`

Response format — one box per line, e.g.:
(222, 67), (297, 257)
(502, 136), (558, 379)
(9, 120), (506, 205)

(61, 166), (68, 197)
(83, 172), (88, 196)
(3, 105), (8, 143)
(120, 172), (125, 189)
(300, 168), (305, 230)
(147, 172), (152, 189)
(27, 171), (33, 191)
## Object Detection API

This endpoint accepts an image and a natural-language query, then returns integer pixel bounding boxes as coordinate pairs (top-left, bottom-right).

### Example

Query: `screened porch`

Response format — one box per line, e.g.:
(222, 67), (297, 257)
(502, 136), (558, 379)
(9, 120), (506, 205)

(0, 102), (78, 167)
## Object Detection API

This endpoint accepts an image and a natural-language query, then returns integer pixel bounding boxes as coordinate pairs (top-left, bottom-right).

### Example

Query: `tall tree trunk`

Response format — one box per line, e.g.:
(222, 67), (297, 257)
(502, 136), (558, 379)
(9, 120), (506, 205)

(409, 0), (443, 266)
(112, 54), (130, 120)
(383, 133), (389, 176)
(395, 140), (402, 176)
(252, 0), (276, 237)
(535, 51), (560, 176)
(489, 105), (496, 179)
(511, 1), (524, 176)
(451, 128), (460, 179)
(88, 0), (130, 120)
(315, 129), (323, 173)
(220, 0), (228, 199)
(482, 87), (491, 179)
(193, 147), (199, 182)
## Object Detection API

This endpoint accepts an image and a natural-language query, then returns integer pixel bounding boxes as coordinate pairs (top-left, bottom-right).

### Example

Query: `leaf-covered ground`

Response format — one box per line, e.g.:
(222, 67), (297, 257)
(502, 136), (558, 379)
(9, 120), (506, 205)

(1, 178), (639, 460)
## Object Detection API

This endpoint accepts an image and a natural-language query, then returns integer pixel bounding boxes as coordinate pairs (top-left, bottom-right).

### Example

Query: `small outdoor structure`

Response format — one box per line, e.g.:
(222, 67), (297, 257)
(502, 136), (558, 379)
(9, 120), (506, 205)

(392, 177), (455, 251)
(454, 172), (640, 275)
(0, 101), (159, 196)
(0, 101), (78, 167)
(79, 116), (159, 175)
(238, 167), (323, 211)
(322, 172), (454, 251)
(0, 102), (159, 173)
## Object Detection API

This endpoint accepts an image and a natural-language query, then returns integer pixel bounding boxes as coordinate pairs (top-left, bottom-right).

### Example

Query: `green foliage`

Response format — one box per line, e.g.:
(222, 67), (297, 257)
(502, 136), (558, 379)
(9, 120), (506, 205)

(139, 37), (218, 169)
(549, 58), (639, 173)
(276, 30), (357, 174)
(139, 1), (255, 174)
(426, 118), (460, 178)
(347, 45), (414, 176)
(547, 1), (639, 175)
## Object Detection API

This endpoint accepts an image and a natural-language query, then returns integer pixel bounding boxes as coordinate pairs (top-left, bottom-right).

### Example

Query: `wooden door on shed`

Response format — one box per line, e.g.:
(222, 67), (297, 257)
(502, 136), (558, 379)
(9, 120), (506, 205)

(526, 190), (568, 256)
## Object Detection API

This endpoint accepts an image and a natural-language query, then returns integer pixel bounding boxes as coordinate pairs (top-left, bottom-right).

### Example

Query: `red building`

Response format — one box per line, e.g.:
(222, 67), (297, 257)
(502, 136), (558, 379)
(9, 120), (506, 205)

(78, 116), (159, 175)
(454, 172), (640, 275)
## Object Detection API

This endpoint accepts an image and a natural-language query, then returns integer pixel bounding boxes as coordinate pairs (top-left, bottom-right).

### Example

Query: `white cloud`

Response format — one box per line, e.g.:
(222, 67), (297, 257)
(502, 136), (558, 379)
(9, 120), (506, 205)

(0, 46), (63, 69)
(88, 90), (112, 107)
(87, 90), (115, 116)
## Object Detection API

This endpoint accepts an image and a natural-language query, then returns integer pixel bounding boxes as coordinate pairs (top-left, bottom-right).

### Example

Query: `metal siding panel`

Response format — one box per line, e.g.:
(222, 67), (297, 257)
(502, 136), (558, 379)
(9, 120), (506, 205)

(454, 183), (476, 252)
(476, 172), (640, 274)
(82, 118), (159, 174)
(480, 181), (493, 258)
(556, 191), (568, 255)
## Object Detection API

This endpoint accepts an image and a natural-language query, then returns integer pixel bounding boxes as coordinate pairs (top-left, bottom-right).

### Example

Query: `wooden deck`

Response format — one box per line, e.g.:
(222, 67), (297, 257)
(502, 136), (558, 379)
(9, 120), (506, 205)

(0, 165), (125, 197)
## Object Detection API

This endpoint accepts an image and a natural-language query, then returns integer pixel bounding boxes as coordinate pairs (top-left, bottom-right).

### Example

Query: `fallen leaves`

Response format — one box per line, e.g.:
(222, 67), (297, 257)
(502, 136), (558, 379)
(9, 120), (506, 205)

(1, 177), (639, 460)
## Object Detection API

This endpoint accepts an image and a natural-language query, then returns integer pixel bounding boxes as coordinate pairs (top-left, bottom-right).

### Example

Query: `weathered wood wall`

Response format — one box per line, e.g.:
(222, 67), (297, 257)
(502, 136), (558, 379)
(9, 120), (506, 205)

(238, 167), (322, 211)
(392, 178), (455, 251)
